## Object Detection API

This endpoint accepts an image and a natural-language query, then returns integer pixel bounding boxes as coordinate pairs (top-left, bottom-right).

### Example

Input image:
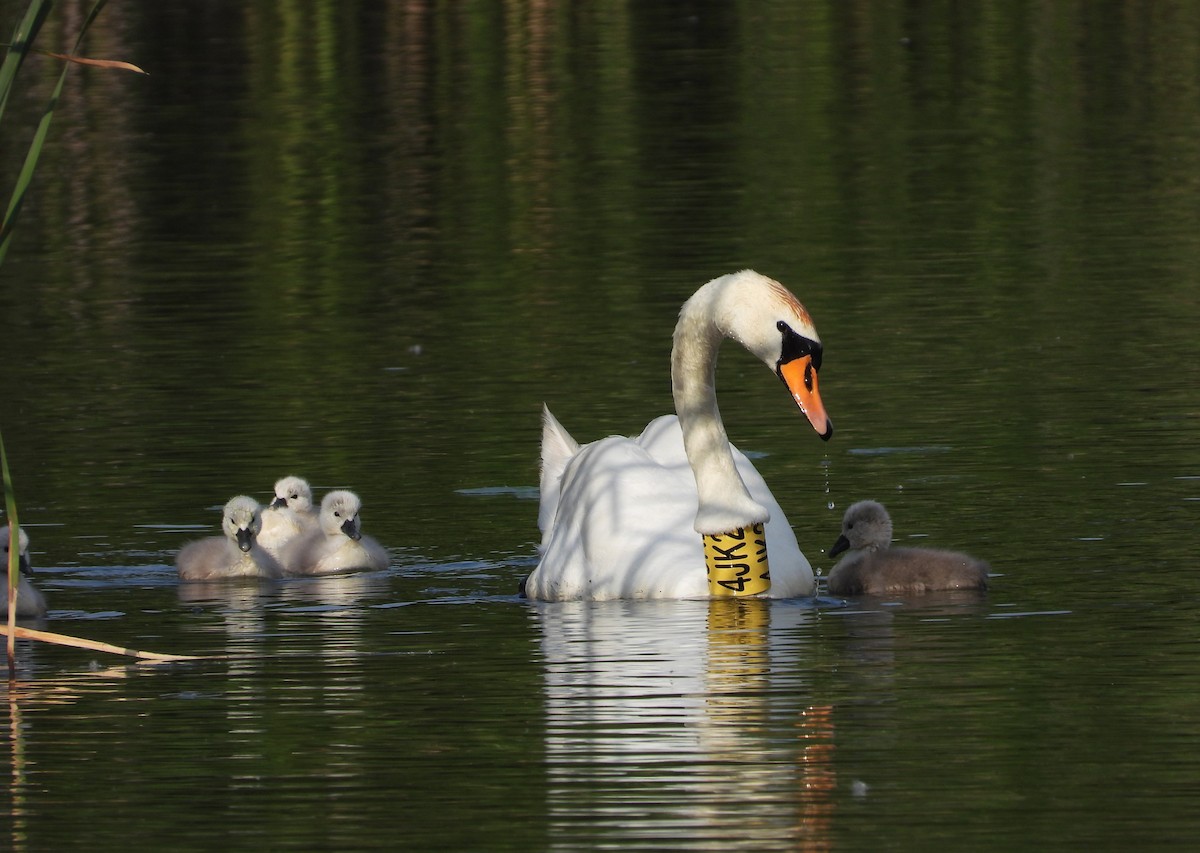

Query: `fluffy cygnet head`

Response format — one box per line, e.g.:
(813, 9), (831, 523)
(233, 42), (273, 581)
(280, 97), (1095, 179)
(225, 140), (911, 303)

(319, 490), (364, 541)
(270, 476), (314, 513)
(1, 524), (32, 573)
(222, 496), (264, 553)
(829, 500), (894, 558)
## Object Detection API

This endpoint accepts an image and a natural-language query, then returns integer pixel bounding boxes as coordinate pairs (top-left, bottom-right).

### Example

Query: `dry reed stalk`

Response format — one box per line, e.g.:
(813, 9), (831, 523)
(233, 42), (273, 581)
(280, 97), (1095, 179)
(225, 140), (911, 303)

(0, 624), (203, 662)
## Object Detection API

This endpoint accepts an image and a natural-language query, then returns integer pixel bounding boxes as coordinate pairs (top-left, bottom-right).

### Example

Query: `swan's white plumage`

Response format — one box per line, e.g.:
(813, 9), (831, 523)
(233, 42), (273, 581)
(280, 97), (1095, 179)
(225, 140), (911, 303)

(2, 525), (48, 618)
(280, 490), (389, 576)
(537, 408), (580, 535)
(176, 496), (283, 581)
(525, 270), (831, 601)
(258, 475), (318, 559)
(529, 413), (812, 600)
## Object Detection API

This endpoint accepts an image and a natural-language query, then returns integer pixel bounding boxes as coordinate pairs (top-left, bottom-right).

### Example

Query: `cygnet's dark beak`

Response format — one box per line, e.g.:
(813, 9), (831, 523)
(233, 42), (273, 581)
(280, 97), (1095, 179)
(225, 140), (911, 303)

(828, 534), (850, 559)
(235, 528), (255, 552)
(271, 496), (288, 509)
(19, 553), (34, 576)
(340, 518), (362, 541)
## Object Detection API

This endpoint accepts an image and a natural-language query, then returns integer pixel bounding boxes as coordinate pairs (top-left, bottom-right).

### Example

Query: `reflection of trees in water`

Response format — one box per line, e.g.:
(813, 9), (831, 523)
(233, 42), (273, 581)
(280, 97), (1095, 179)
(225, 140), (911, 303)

(5, 1), (1198, 569)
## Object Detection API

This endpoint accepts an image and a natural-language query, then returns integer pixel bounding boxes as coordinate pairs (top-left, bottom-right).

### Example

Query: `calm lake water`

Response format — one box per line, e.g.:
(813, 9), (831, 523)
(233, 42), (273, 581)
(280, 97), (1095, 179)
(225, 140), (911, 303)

(3, 1), (1200, 849)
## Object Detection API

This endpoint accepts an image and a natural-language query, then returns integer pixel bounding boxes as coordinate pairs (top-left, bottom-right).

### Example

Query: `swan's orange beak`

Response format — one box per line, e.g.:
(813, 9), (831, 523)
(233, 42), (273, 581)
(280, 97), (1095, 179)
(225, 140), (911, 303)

(780, 355), (833, 441)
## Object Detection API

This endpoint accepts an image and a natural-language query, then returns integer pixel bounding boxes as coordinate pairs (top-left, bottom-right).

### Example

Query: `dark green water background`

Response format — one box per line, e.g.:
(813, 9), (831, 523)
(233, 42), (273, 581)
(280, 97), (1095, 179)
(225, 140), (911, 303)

(2, 2), (1199, 849)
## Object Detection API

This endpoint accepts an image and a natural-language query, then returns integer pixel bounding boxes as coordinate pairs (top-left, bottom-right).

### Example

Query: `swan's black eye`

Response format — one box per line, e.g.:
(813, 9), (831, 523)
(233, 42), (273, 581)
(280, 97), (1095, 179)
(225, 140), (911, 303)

(776, 323), (823, 372)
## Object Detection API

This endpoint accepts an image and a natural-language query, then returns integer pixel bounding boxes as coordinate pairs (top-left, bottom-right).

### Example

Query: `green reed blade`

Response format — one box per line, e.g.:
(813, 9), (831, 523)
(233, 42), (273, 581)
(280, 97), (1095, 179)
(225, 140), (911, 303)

(0, 0), (111, 265)
(0, 0), (53, 126)
(72, 0), (110, 52)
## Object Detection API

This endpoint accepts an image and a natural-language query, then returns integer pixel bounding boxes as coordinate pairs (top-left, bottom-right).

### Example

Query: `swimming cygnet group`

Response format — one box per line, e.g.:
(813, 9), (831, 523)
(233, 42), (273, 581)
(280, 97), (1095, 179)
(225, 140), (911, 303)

(176, 477), (388, 581)
(826, 500), (989, 596)
(2, 524), (49, 618)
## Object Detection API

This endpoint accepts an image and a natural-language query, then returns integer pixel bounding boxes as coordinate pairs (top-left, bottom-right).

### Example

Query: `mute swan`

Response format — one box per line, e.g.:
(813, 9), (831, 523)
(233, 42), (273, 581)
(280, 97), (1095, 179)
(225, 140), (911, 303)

(523, 269), (833, 601)
(280, 490), (389, 576)
(176, 496), (283, 581)
(2, 524), (48, 618)
(258, 475), (318, 559)
(826, 500), (989, 595)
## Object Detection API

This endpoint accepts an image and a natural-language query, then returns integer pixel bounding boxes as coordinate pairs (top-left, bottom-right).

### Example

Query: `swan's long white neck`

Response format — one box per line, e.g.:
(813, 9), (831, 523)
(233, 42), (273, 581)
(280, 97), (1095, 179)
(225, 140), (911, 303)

(671, 277), (771, 535)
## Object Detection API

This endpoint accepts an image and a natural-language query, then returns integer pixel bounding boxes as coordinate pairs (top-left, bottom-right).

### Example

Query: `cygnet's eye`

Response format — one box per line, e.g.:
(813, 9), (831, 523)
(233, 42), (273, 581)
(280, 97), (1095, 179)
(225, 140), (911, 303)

(776, 320), (788, 332)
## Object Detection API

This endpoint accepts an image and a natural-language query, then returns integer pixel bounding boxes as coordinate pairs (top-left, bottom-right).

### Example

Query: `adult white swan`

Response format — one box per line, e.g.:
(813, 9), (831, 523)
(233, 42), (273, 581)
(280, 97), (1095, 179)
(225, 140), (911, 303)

(524, 270), (832, 600)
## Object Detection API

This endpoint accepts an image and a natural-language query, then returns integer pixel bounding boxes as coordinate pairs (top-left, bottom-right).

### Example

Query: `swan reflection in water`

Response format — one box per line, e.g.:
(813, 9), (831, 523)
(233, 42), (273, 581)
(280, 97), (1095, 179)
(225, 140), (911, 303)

(532, 598), (836, 849)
